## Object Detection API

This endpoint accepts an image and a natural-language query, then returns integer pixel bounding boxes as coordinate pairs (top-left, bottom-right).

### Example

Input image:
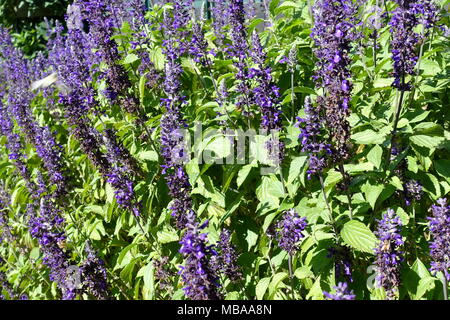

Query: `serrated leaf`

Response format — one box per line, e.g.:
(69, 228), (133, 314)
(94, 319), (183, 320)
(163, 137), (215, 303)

(157, 229), (179, 244)
(341, 220), (377, 254)
(410, 135), (444, 149)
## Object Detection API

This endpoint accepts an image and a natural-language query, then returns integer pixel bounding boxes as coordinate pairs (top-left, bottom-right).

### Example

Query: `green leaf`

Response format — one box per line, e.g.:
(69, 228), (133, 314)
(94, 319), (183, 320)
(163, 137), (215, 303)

(352, 129), (386, 145)
(157, 229), (179, 244)
(120, 259), (137, 283)
(236, 164), (255, 188)
(410, 135), (444, 149)
(287, 156), (308, 184)
(341, 220), (377, 254)
(367, 145), (383, 169)
(30, 247), (40, 260)
(137, 150), (158, 162)
(256, 277), (271, 300)
(268, 272), (288, 299)
(362, 183), (384, 210)
(419, 59), (441, 76)
(142, 263), (155, 300)
(123, 53), (140, 64)
(116, 244), (137, 269)
(415, 277), (436, 300)
(294, 266), (313, 280)
(435, 160), (450, 183)
(373, 78), (395, 89)
(150, 47), (165, 70)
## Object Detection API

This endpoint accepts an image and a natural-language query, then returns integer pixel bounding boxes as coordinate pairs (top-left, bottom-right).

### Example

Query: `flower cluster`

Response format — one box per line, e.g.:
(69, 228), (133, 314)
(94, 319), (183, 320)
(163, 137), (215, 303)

(296, 97), (332, 179)
(79, 243), (110, 300)
(275, 209), (308, 255)
(327, 245), (353, 283)
(389, 0), (422, 91)
(0, 185), (14, 243)
(374, 209), (404, 299)
(227, 0), (253, 116)
(1, 28), (66, 196)
(211, 0), (229, 47)
(190, 22), (212, 67)
(78, 0), (140, 114)
(28, 197), (77, 300)
(179, 220), (221, 300)
(390, 143), (423, 206)
(160, 1), (196, 230)
(0, 271), (19, 300)
(210, 229), (242, 282)
(428, 198), (450, 281)
(59, 93), (111, 176)
(153, 256), (174, 291)
(0, 100), (35, 192)
(404, 179), (423, 205)
(311, 0), (360, 163)
(250, 31), (284, 164)
(323, 282), (356, 300)
(51, 26), (140, 216)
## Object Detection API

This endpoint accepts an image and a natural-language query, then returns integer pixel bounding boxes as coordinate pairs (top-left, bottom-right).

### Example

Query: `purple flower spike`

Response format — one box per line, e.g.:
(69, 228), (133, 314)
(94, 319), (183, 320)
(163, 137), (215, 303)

(275, 209), (308, 255)
(323, 282), (356, 300)
(428, 198), (450, 282)
(374, 209), (404, 299)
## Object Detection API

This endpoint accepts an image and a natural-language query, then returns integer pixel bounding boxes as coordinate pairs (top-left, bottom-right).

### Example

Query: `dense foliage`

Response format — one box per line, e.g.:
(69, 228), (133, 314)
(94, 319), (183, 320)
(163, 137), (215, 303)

(0, 0), (449, 300)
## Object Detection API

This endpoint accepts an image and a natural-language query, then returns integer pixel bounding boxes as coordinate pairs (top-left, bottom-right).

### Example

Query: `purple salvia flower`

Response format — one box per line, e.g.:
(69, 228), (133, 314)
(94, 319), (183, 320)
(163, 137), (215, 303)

(227, 0), (253, 116)
(0, 100), (35, 192)
(249, 31), (284, 164)
(153, 256), (174, 291)
(428, 198), (450, 282)
(79, 242), (110, 300)
(58, 92), (111, 176)
(160, 1), (196, 229)
(78, 0), (140, 114)
(374, 209), (404, 299)
(106, 167), (141, 217)
(327, 246), (353, 283)
(0, 271), (18, 300)
(404, 179), (423, 205)
(28, 197), (77, 300)
(51, 27), (139, 214)
(179, 219), (222, 300)
(210, 229), (242, 282)
(311, 0), (361, 163)
(389, 0), (422, 91)
(323, 282), (356, 300)
(190, 22), (212, 67)
(0, 186), (13, 243)
(211, 0), (229, 47)
(275, 209), (308, 255)
(296, 96), (332, 179)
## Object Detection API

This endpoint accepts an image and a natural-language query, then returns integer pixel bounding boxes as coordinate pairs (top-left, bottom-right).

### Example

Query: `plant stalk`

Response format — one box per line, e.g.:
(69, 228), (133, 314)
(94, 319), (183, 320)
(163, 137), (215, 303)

(444, 275), (448, 301)
(288, 254), (295, 300)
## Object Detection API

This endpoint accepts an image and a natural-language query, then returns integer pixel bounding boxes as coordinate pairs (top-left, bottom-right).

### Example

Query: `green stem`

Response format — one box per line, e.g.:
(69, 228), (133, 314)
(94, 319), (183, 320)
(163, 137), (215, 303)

(338, 163), (353, 220)
(444, 275), (448, 301)
(209, 69), (237, 129)
(290, 71), (296, 124)
(319, 173), (338, 236)
(386, 87), (405, 167)
(288, 254), (295, 300)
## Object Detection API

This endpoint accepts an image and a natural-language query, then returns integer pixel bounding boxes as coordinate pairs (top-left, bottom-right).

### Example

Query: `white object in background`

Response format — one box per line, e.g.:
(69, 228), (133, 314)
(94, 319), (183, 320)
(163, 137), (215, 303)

(30, 72), (58, 91)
